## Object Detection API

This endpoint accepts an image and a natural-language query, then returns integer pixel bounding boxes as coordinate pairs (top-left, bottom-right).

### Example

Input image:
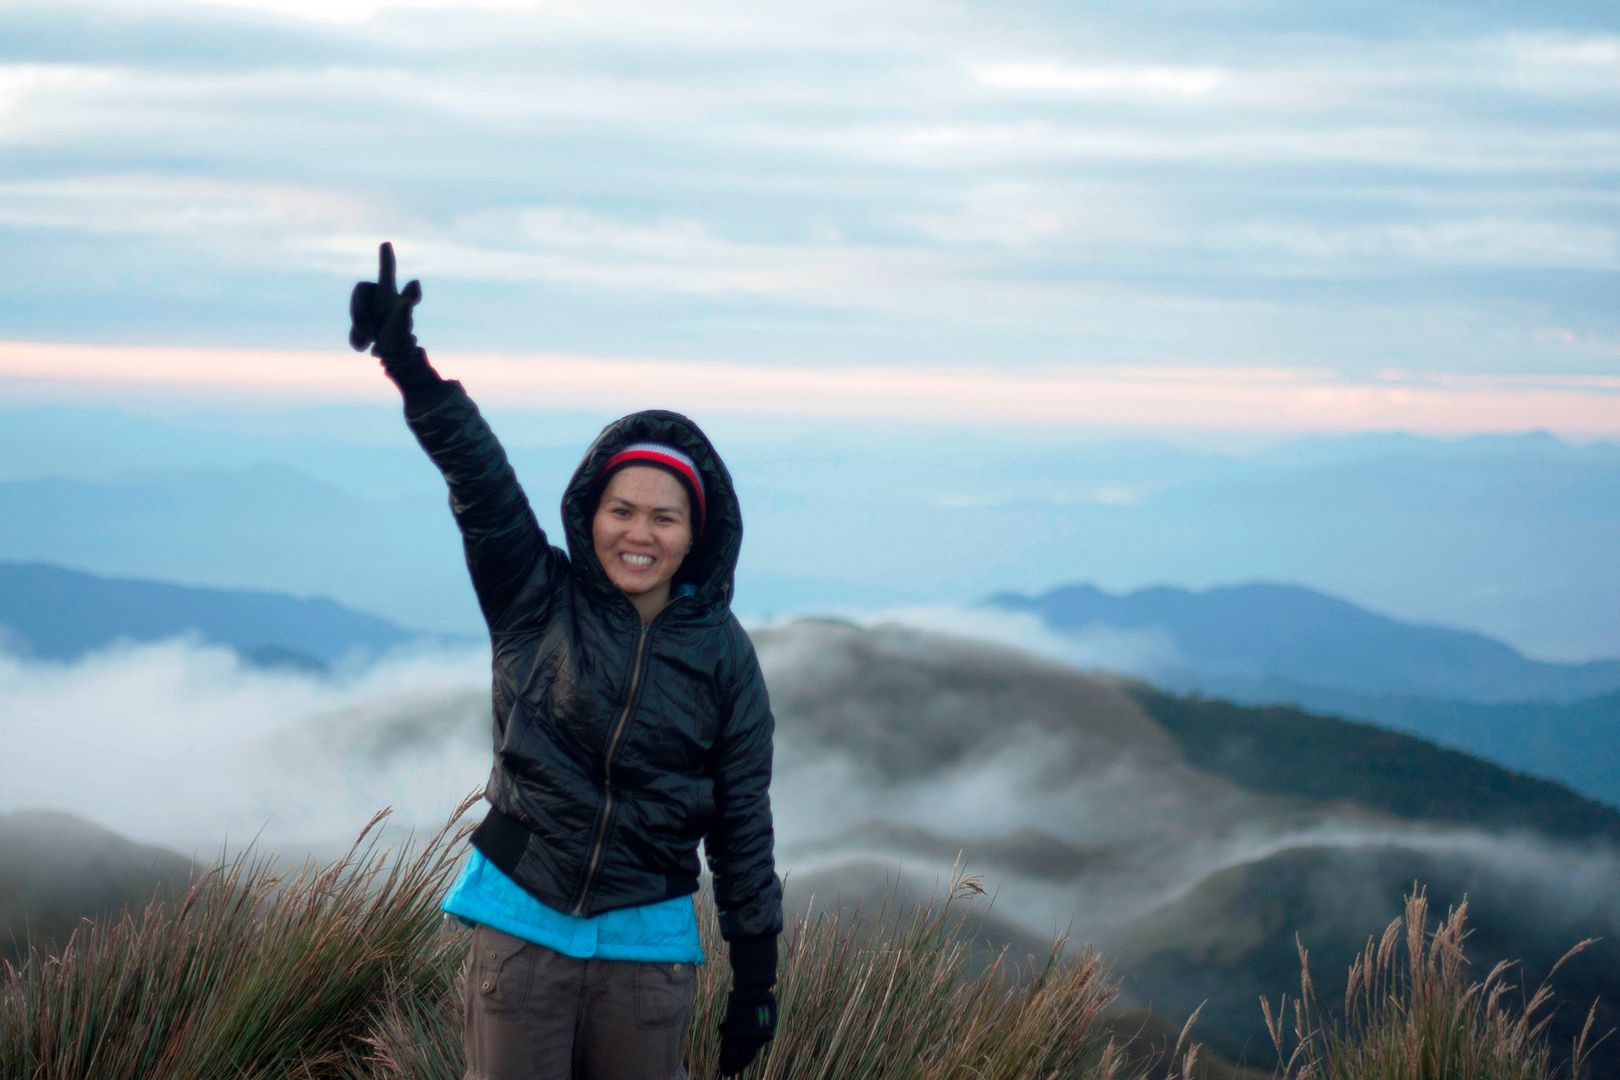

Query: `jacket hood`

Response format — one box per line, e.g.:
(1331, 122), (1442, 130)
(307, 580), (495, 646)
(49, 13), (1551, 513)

(561, 409), (742, 610)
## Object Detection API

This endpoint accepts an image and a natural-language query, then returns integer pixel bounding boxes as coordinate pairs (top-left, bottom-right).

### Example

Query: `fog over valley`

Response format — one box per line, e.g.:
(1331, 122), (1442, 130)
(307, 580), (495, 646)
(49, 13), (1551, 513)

(6, 618), (1618, 917)
(8, 631), (1618, 909)
(6, 612), (1619, 1065)
(1, 639), (491, 857)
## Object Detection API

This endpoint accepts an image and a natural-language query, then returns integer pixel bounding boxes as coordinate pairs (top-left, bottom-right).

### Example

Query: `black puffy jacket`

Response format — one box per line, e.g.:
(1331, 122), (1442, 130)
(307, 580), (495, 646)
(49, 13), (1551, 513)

(405, 382), (782, 942)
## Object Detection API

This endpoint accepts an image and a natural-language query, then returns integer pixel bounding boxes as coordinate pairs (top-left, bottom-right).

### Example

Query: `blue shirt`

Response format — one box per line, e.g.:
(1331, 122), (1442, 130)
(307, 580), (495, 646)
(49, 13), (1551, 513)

(443, 849), (705, 963)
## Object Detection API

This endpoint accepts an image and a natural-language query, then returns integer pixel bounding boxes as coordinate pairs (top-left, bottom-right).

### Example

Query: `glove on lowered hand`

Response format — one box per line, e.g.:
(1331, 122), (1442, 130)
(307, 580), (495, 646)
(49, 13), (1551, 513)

(718, 934), (778, 1077)
(348, 241), (441, 396)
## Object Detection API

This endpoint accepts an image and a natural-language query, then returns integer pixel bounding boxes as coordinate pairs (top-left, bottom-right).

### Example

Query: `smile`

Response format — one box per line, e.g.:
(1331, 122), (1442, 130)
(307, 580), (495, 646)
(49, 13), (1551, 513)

(620, 553), (655, 567)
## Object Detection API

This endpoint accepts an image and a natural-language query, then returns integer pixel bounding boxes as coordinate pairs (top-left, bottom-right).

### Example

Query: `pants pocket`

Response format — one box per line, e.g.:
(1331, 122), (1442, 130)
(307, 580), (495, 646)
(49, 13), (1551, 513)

(470, 924), (535, 1008)
(632, 961), (696, 1029)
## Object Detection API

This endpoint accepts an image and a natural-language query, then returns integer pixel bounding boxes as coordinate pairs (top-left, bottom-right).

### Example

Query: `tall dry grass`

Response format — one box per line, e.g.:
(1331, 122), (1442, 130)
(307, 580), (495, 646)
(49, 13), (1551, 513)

(346, 859), (1177, 1080)
(5, 802), (1602, 1080)
(1262, 888), (1603, 1080)
(0, 797), (477, 1080)
(678, 872), (1174, 1080)
(1, 801), (1179, 1080)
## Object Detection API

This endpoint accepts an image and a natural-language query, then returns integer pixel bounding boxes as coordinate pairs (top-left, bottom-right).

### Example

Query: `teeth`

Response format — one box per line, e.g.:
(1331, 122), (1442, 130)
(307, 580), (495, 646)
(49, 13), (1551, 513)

(622, 554), (654, 567)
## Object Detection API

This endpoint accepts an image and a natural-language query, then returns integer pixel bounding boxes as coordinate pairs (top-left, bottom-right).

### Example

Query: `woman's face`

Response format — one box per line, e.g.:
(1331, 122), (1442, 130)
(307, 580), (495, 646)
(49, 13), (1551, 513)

(592, 465), (694, 618)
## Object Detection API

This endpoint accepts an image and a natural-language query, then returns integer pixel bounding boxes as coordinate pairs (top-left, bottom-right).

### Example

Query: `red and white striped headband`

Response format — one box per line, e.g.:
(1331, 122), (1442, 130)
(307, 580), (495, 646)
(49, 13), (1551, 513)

(598, 442), (707, 534)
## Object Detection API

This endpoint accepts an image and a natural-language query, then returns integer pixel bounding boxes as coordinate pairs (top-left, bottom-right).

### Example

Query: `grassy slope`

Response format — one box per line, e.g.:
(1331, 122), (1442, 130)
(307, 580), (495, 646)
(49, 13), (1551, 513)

(0, 810), (195, 962)
(1116, 682), (1620, 1076)
(1121, 681), (1620, 842)
(0, 805), (1162, 1080)
(2, 808), (1596, 1080)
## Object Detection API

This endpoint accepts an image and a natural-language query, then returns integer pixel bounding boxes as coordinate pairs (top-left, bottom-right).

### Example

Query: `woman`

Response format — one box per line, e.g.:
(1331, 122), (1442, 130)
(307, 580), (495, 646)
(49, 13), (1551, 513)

(350, 243), (782, 1080)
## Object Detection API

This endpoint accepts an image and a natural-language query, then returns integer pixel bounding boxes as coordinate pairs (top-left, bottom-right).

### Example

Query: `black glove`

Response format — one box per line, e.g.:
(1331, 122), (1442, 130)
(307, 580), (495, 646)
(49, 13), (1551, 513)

(718, 935), (778, 1077)
(349, 241), (441, 396)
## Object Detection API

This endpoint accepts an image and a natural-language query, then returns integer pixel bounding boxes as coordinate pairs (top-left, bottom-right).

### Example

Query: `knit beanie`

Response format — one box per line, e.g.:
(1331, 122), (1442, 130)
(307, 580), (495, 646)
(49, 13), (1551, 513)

(598, 442), (707, 536)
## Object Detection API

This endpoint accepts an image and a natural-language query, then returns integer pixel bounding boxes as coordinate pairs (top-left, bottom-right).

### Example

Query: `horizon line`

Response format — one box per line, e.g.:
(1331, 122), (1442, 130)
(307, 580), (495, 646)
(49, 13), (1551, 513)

(3, 339), (1619, 437)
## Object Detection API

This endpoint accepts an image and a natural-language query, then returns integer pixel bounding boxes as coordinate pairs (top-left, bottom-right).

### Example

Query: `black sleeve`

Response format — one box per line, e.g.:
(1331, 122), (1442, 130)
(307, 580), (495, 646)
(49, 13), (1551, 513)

(703, 623), (784, 941)
(403, 380), (566, 636)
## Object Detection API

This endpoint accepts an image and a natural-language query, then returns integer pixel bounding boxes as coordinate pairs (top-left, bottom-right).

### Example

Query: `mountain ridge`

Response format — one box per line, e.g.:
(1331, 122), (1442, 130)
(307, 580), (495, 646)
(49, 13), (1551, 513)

(986, 581), (1620, 702)
(982, 580), (1620, 808)
(5, 417), (1620, 655)
(0, 560), (462, 667)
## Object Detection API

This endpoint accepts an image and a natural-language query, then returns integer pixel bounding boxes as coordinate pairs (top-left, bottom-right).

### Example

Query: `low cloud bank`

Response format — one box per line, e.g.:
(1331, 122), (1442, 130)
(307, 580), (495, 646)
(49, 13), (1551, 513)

(0, 638), (490, 860)
(3, 620), (1616, 955)
(763, 603), (1181, 676)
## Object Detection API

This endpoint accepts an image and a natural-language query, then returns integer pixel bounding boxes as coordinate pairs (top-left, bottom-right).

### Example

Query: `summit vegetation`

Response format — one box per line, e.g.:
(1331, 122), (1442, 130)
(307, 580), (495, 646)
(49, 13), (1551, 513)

(0, 801), (1604, 1080)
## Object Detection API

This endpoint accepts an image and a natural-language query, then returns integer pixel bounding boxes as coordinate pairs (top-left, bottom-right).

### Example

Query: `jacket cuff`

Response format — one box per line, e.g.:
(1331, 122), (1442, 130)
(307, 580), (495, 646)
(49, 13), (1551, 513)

(727, 933), (778, 993)
(400, 369), (459, 418)
(717, 870), (784, 942)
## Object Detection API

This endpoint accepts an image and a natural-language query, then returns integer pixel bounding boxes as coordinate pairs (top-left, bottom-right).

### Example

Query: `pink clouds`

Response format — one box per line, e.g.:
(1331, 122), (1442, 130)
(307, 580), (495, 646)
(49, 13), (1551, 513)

(2, 339), (1616, 436)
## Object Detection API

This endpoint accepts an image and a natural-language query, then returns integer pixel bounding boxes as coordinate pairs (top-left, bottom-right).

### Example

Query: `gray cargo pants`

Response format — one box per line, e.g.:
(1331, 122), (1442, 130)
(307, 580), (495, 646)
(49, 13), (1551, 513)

(464, 924), (697, 1080)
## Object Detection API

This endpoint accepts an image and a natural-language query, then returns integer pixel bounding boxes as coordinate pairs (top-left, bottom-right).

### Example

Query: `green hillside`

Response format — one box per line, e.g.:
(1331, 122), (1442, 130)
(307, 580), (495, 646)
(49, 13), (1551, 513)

(1122, 681), (1620, 842)
(0, 811), (195, 962)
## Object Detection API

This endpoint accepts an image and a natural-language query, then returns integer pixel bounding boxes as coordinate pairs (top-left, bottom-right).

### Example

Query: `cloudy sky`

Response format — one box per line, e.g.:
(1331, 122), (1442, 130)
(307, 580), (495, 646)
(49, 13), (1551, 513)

(2, 0), (1618, 433)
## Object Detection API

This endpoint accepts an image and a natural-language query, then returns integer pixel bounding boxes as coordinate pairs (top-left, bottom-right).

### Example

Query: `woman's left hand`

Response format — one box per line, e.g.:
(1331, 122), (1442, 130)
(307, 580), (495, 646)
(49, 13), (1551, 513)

(717, 988), (776, 1077)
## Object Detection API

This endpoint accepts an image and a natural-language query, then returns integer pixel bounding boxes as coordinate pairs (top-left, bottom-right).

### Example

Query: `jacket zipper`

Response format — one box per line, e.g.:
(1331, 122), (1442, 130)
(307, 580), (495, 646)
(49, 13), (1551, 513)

(573, 620), (652, 915)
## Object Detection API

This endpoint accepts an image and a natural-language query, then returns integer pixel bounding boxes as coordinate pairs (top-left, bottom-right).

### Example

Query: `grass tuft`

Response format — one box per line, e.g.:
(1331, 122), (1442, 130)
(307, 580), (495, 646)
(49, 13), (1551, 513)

(1261, 887), (1606, 1080)
(0, 793), (479, 1080)
(683, 867), (1132, 1080)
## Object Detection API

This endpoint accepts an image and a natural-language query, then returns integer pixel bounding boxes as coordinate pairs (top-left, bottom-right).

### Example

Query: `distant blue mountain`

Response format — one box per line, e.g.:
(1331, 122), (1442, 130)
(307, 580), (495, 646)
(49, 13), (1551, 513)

(986, 582), (1620, 807)
(3, 416), (1619, 656)
(0, 464), (490, 636)
(0, 561), (441, 667)
(986, 582), (1620, 704)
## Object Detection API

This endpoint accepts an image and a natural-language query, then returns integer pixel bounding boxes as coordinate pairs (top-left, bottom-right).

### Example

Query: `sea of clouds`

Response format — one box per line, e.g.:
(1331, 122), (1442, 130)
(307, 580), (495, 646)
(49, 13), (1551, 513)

(0, 604), (1158, 853)
(3, 615), (1618, 951)
(0, 637), (490, 860)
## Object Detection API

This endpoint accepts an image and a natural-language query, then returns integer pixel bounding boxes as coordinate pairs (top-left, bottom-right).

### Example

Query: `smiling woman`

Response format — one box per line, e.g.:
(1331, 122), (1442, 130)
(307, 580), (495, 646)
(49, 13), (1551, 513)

(593, 458), (701, 623)
(347, 242), (782, 1080)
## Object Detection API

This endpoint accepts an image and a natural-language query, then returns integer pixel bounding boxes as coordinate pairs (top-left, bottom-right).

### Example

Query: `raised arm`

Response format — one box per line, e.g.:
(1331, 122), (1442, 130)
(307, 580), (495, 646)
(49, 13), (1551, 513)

(350, 242), (563, 635)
